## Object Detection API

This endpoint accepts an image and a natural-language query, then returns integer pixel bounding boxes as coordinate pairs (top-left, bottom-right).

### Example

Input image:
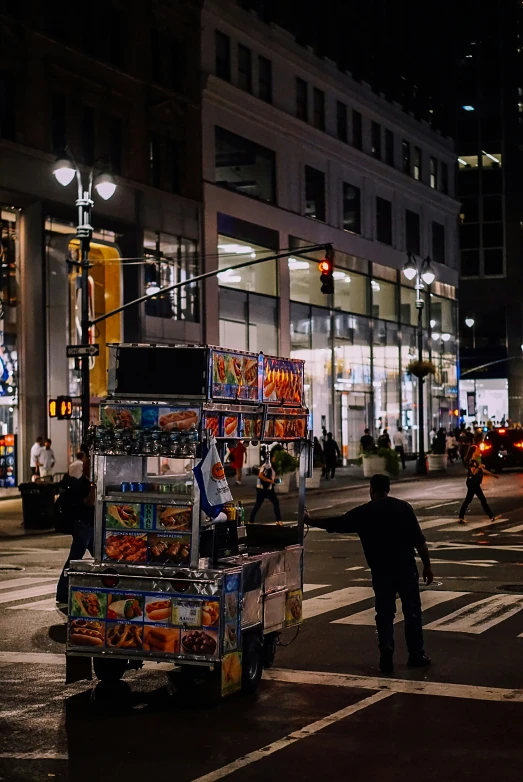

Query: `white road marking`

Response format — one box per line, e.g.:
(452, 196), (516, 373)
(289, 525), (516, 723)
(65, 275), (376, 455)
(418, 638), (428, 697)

(332, 590), (467, 626)
(425, 594), (523, 634)
(428, 542), (523, 553)
(264, 668), (523, 703)
(425, 501), (459, 509)
(0, 652), (64, 665)
(303, 583), (330, 593)
(0, 584), (56, 605)
(430, 558), (496, 568)
(190, 690), (392, 782)
(0, 577), (55, 591)
(501, 523), (523, 533)
(345, 566), (365, 571)
(445, 518), (509, 532)
(303, 586), (374, 619)
(7, 597), (59, 611)
(419, 517), (462, 531)
(0, 752), (68, 760)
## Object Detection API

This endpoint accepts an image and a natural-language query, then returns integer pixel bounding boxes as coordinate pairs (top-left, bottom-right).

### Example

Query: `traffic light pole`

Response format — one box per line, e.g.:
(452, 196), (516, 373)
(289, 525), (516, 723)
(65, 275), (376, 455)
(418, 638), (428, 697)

(89, 244), (333, 328)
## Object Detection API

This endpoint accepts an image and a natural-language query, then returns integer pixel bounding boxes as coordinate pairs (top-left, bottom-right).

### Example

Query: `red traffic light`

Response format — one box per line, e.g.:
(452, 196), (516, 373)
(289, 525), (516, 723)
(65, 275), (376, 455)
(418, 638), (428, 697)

(318, 260), (332, 273)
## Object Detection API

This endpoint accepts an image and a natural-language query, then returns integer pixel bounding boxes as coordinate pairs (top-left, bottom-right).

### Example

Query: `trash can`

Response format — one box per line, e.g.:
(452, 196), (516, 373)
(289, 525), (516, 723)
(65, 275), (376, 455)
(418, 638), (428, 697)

(18, 482), (57, 529)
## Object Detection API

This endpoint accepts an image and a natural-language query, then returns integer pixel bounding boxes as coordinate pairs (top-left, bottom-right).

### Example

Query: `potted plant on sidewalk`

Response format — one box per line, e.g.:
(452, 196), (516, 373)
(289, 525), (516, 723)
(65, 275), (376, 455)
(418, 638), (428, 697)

(271, 446), (298, 494)
(358, 447), (400, 478)
(427, 432), (448, 472)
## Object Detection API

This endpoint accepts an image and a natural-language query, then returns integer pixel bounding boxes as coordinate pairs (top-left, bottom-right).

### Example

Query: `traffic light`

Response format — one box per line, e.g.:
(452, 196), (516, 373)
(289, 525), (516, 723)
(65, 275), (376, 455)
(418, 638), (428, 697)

(57, 396), (73, 420)
(49, 399), (57, 418)
(318, 257), (334, 295)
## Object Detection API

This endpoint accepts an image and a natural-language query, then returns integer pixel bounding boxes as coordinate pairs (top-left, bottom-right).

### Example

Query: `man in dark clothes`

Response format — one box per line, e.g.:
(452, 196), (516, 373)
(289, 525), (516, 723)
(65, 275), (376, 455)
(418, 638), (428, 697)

(306, 473), (433, 674)
(323, 432), (341, 479)
(360, 428), (374, 452)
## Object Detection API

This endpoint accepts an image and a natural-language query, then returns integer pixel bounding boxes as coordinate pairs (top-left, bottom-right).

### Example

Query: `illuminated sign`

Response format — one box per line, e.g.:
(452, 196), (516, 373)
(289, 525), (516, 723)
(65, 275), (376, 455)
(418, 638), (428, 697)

(57, 396), (73, 420)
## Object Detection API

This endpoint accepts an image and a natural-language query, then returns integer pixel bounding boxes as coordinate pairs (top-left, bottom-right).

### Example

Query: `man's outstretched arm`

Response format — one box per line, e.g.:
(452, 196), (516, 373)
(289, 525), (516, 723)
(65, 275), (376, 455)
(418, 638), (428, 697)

(305, 506), (361, 534)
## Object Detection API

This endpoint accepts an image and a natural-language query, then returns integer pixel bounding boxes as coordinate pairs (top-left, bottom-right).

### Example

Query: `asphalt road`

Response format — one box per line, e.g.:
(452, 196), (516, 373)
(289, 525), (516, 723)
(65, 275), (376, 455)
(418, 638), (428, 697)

(1, 470), (523, 781)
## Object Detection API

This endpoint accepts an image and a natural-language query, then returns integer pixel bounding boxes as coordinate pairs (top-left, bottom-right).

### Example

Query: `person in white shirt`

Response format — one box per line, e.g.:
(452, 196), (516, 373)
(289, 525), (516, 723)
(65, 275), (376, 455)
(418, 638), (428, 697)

(393, 427), (408, 470)
(30, 436), (44, 479)
(39, 439), (56, 478)
(68, 451), (87, 479)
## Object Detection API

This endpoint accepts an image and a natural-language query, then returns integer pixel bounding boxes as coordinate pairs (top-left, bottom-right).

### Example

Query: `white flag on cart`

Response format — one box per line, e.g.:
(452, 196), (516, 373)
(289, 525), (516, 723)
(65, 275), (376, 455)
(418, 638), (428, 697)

(193, 436), (233, 517)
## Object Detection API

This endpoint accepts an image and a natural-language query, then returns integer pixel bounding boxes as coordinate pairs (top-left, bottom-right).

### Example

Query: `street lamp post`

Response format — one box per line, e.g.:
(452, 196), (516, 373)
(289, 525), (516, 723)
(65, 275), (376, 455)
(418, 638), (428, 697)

(402, 252), (436, 475)
(52, 153), (117, 448)
(465, 317), (475, 349)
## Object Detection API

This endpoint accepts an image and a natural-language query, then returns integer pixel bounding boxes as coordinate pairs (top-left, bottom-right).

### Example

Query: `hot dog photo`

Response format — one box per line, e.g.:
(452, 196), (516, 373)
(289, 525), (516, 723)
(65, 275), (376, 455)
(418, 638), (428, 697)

(144, 596), (172, 623)
(158, 407), (199, 432)
(69, 618), (106, 648)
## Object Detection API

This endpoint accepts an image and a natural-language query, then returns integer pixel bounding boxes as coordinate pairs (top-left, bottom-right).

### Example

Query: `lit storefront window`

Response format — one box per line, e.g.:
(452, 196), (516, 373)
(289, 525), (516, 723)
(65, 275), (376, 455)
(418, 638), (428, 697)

(218, 235), (277, 296)
(143, 231), (199, 322)
(0, 208), (19, 454)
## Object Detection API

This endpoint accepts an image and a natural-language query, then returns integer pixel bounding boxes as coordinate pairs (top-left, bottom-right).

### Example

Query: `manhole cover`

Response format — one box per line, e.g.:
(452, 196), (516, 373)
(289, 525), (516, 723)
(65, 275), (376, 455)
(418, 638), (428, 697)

(498, 584), (523, 593)
(0, 564), (25, 571)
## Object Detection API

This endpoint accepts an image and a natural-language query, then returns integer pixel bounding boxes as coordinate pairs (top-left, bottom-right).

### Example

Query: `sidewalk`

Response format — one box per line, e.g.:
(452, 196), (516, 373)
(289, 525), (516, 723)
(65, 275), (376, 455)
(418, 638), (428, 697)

(0, 461), (465, 540)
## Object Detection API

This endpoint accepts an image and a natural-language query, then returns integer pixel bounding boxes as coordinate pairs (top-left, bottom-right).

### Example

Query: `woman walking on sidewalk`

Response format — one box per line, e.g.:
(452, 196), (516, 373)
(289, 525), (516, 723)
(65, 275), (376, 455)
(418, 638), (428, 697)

(249, 456), (281, 524)
(458, 458), (500, 524)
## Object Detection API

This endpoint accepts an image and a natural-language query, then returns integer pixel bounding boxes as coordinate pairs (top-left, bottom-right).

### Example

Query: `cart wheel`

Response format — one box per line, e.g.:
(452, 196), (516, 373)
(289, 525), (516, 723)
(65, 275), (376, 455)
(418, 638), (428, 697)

(242, 633), (263, 694)
(262, 634), (278, 669)
(93, 657), (128, 683)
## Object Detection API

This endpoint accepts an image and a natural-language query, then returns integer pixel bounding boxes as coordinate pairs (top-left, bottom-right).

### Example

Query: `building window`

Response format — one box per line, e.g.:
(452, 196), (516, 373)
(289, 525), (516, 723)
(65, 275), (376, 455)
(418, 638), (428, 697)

(461, 250), (480, 277)
(342, 183), (361, 234)
(376, 197), (392, 245)
(304, 166), (325, 221)
(405, 210), (420, 255)
(51, 94), (67, 154)
(215, 30), (231, 81)
(0, 72), (15, 141)
(385, 129), (394, 166)
(218, 234), (277, 297)
(238, 44), (252, 93)
(166, 138), (181, 194)
(336, 101), (347, 142)
(81, 105), (95, 166)
(352, 110), (362, 149)
(432, 221), (445, 265)
(215, 126), (276, 203)
(110, 116), (123, 174)
(402, 139), (411, 175)
(296, 77), (308, 121)
(483, 248), (503, 276)
(149, 133), (161, 189)
(313, 87), (325, 131)
(430, 156), (438, 189)
(371, 121), (381, 159)
(441, 162), (449, 194)
(258, 55), (272, 103)
(220, 288), (278, 355)
(413, 146), (421, 180)
(144, 231), (199, 323)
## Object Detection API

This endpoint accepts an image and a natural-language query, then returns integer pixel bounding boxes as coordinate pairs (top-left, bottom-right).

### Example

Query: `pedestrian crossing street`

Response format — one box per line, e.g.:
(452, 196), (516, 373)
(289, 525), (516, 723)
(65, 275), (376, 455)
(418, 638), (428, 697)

(1, 576), (523, 638)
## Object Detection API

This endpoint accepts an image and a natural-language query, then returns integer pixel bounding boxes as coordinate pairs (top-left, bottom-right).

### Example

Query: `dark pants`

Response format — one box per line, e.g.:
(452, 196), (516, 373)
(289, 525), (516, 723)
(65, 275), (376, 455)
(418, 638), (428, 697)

(324, 459), (336, 479)
(373, 569), (424, 658)
(249, 487), (281, 522)
(56, 520), (94, 601)
(395, 445), (406, 469)
(459, 483), (493, 519)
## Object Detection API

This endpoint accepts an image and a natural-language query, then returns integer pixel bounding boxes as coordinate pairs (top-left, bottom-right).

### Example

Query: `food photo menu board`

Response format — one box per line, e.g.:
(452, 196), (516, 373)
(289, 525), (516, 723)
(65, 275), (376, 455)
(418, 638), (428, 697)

(211, 350), (260, 401)
(67, 588), (221, 658)
(102, 502), (192, 565)
(263, 356), (304, 405)
(101, 405), (200, 431)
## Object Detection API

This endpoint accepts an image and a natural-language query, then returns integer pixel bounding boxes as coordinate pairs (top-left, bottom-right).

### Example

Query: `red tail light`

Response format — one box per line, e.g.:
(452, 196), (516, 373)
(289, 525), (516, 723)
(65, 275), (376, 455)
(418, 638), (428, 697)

(498, 428), (506, 434)
(479, 442), (492, 451)
(514, 442), (523, 449)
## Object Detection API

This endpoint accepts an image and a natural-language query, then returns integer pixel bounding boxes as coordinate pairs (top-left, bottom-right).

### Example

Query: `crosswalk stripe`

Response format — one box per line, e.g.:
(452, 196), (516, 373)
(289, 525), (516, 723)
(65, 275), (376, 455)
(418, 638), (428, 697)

(0, 584), (56, 606)
(303, 587), (374, 620)
(303, 583), (330, 593)
(444, 518), (509, 532)
(0, 577), (56, 592)
(425, 594), (523, 634)
(419, 517), (460, 531)
(502, 523), (523, 533)
(7, 598), (59, 612)
(332, 590), (467, 626)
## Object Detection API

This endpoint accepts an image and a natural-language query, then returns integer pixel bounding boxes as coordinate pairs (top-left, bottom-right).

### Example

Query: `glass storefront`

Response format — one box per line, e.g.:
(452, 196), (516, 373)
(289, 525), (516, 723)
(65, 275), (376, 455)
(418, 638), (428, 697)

(0, 208), (19, 487)
(143, 231), (199, 322)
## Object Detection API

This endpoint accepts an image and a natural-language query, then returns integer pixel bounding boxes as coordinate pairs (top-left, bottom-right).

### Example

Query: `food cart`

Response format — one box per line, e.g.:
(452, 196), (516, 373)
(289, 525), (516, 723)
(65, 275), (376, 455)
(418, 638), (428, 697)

(65, 344), (310, 697)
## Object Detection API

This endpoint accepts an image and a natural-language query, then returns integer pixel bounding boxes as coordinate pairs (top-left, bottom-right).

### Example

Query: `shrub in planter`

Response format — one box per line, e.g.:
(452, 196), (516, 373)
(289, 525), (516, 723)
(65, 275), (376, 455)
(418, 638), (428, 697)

(270, 447), (298, 476)
(357, 448), (400, 477)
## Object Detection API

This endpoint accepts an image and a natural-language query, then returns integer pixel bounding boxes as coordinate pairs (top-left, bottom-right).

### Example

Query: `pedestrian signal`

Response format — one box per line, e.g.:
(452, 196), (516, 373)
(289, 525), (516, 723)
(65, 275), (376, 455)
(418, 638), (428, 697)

(57, 395), (73, 420)
(49, 399), (57, 418)
(318, 258), (334, 295)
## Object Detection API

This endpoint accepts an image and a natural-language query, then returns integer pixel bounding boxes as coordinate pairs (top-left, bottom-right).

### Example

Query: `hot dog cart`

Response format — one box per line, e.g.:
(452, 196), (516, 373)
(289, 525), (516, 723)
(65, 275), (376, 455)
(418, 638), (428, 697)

(65, 344), (310, 697)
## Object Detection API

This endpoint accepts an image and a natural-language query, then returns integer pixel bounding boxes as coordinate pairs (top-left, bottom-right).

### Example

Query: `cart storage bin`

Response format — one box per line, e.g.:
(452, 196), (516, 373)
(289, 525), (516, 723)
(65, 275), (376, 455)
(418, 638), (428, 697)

(19, 482), (56, 529)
